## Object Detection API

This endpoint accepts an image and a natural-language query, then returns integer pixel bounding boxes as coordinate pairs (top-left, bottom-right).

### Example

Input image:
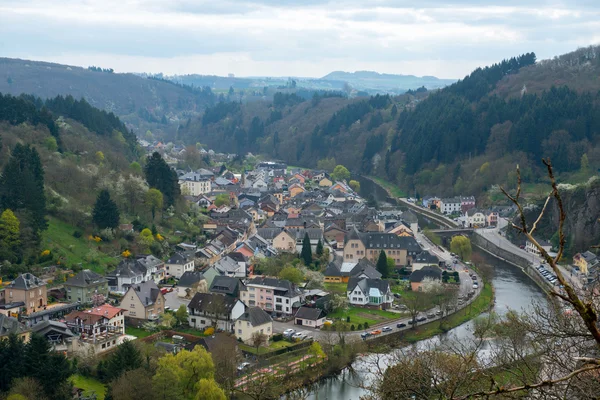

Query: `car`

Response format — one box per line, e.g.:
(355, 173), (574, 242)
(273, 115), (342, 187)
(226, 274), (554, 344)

(360, 332), (371, 339)
(458, 300), (465, 305)
(417, 316), (427, 322)
(408, 320), (415, 325)
(396, 323), (407, 328)
(382, 326), (392, 332)
(393, 293), (401, 298)
(427, 313), (435, 318)
(283, 329), (295, 336)
(370, 329), (382, 335)
(519, 244), (525, 249)
(160, 288), (169, 295)
(473, 284), (479, 289)
(237, 362), (252, 371)
(164, 306), (170, 311)
(436, 310), (443, 316)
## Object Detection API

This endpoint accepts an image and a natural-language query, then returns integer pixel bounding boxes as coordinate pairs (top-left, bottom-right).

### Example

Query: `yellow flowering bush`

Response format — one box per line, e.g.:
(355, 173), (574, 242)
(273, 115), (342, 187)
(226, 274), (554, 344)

(41, 249), (51, 257)
(204, 327), (215, 336)
(122, 250), (132, 258)
(155, 233), (164, 241)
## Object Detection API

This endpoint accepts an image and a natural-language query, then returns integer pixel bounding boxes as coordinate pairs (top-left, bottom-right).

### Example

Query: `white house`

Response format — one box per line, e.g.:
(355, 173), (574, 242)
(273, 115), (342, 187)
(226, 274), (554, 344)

(346, 277), (393, 310)
(440, 197), (461, 215)
(240, 277), (303, 316)
(525, 238), (552, 257)
(179, 172), (212, 196)
(214, 256), (246, 278)
(165, 252), (195, 279)
(294, 307), (326, 328)
(188, 293), (245, 332)
(235, 307), (273, 343)
(466, 209), (486, 228)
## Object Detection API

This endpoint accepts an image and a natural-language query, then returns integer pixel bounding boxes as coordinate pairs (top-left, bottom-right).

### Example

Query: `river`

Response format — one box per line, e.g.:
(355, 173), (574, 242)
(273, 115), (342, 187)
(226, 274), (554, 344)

(305, 250), (548, 400)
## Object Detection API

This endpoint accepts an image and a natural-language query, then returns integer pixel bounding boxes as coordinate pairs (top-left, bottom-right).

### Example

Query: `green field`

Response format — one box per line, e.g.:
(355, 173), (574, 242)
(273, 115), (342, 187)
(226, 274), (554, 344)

(368, 176), (408, 198)
(125, 326), (155, 338)
(328, 306), (400, 326)
(41, 217), (117, 273)
(70, 374), (106, 400)
(239, 340), (296, 355)
(323, 282), (348, 294)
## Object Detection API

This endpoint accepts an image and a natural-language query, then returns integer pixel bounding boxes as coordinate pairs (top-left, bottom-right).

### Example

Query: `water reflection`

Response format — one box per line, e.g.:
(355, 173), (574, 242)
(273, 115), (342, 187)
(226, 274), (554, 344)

(305, 251), (547, 400)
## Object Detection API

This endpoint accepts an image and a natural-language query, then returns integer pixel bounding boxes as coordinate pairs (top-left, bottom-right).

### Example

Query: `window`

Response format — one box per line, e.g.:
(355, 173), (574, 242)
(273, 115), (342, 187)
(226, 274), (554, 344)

(201, 320), (206, 324)
(249, 287), (255, 291)
(247, 322), (250, 327)
(238, 329), (242, 334)
(131, 304), (135, 308)
(286, 299), (289, 304)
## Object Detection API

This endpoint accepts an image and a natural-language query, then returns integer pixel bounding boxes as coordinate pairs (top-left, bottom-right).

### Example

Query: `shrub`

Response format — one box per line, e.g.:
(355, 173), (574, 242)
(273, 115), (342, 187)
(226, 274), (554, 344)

(364, 322), (369, 329)
(350, 324), (355, 331)
(346, 316), (351, 323)
(72, 230), (83, 238)
(204, 327), (215, 336)
(272, 333), (283, 342)
(357, 323), (363, 330)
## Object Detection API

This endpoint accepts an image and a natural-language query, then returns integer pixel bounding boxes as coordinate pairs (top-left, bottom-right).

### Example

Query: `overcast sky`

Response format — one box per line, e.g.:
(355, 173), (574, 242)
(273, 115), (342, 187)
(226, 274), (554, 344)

(1, 0), (599, 79)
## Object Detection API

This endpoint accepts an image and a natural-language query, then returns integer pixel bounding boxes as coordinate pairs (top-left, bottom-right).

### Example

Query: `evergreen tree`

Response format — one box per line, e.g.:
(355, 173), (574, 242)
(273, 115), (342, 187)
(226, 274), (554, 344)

(92, 189), (120, 230)
(0, 209), (21, 263)
(316, 239), (324, 257)
(103, 340), (143, 383)
(301, 233), (312, 266)
(144, 152), (181, 207)
(24, 334), (72, 400)
(376, 250), (389, 278)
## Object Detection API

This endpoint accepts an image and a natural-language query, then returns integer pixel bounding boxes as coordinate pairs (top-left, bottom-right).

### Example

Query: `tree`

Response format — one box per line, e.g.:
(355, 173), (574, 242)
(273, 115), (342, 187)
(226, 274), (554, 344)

(316, 239), (324, 256)
(160, 312), (176, 328)
(278, 266), (304, 284)
(129, 161), (142, 175)
(450, 235), (472, 261)
(349, 180), (361, 192)
(8, 377), (47, 400)
(95, 150), (105, 164)
(250, 331), (268, 353)
(109, 368), (155, 400)
(144, 152), (180, 207)
(145, 188), (164, 221)
(214, 194), (229, 207)
(300, 233), (312, 265)
(175, 304), (189, 326)
(92, 189), (120, 230)
(317, 157), (336, 172)
(22, 334), (72, 400)
(376, 250), (389, 278)
(195, 379), (226, 400)
(328, 294), (349, 313)
(0, 209), (20, 262)
(581, 153), (590, 172)
(139, 228), (155, 248)
(403, 291), (430, 328)
(331, 165), (351, 182)
(104, 340), (143, 382)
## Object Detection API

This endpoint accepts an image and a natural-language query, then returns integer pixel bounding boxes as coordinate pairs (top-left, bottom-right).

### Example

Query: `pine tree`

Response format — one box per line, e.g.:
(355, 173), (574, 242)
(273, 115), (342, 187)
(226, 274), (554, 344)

(144, 152), (180, 207)
(301, 233), (313, 266)
(316, 239), (324, 256)
(104, 340), (143, 382)
(376, 250), (389, 278)
(92, 189), (120, 230)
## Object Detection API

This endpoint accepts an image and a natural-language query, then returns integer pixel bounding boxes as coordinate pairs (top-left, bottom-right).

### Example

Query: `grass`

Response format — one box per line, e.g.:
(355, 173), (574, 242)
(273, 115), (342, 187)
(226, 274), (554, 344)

(368, 176), (408, 198)
(402, 282), (494, 343)
(70, 374), (106, 400)
(41, 216), (116, 274)
(239, 340), (296, 355)
(328, 306), (400, 326)
(323, 282), (348, 294)
(125, 326), (155, 338)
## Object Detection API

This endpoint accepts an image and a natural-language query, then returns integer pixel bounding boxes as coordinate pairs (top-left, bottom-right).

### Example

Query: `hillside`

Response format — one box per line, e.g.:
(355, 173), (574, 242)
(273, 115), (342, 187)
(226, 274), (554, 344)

(321, 70), (455, 92)
(0, 57), (215, 134)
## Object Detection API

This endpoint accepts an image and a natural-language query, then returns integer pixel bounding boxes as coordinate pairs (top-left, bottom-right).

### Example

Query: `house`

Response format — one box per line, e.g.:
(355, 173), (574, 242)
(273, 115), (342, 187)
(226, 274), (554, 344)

(107, 259), (146, 293)
(64, 270), (109, 304)
(76, 304), (126, 331)
(187, 293), (245, 331)
(460, 196), (476, 213)
(177, 271), (207, 298)
(409, 266), (442, 291)
(400, 210), (419, 234)
(0, 273), (47, 315)
(411, 251), (441, 272)
(573, 251), (600, 275)
(64, 307), (126, 355)
(136, 254), (166, 284)
(214, 255), (246, 278)
(0, 314), (30, 342)
(119, 281), (165, 320)
(31, 320), (75, 352)
(240, 277), (303, 316)
(273, 229), (296, 252)
(235, 307), (273, 343)
(179, 172), (212, 196)
(525, 238), (552, 257)
(486, 211), (499, 227)
(289, 183), (306, 198)
(343, 227), (422, 267)
(346, 278), (393, 309)
(166, 252), (195, 279)
(318, 177), (333, 187)
(466, 209), (486, 228)
(294, 307), (326, 328)
(387, 222), (414, 237)
(324, 223), (347, 249)
(209, 276), (245, 298)
(439, 197), (461, 215)
(324, 257), (382, 283)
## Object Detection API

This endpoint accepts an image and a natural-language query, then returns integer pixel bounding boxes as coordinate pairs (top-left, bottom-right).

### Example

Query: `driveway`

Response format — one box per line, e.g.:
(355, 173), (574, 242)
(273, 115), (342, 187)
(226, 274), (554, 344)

(164, 290), (190, 311)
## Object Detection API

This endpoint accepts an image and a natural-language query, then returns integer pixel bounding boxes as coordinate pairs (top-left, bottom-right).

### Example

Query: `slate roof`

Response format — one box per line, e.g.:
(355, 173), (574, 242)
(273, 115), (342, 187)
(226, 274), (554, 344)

(294, 306), (325, 321)
(344, 227), (421, 252)
(188, 293), (241, 313)
(65, 270), (108, 288)
(324, 257), (381, 279)
(178, 271), (205, 287)
(0, 314), (28, 337)
(167, 252), (192, 265)
(409, 266), (443, 282)
(209, 276), (244, 296)
(6, 273), (44, 290)
(128, 281), (162, 307)
(347, 278), (390, 296)
(31, 320), (75, 338)
(237, 306), (272, 326)
(108, 259), (145, 281)
(136, 255), (164, 270)
(413, 251), (440, 265)
(214, 256), (241, 274)
(245, 277), (302, 298)
(400, 210), (418, 224)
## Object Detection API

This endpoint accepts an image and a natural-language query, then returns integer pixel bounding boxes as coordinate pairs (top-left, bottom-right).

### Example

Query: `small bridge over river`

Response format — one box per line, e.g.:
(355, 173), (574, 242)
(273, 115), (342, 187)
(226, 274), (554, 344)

(430, 228), (474, 235)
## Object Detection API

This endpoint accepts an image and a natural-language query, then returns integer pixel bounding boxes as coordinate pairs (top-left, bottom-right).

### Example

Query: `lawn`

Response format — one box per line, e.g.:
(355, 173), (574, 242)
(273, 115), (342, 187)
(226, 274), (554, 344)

(42, 217), (117, 274)
(328, 306), (400, 326)
(125, 326), (154, 338)
(402, 282), (494, 343)
(368, 176), (408, 198)
(239, 340), (296, 355)
(323, 282), (348, 294)
(70, 374), (106, 400)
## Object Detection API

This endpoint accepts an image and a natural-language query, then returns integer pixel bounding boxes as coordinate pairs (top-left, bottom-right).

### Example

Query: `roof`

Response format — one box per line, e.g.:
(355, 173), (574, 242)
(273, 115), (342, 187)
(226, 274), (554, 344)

(0, 314), (27, 337)
(410, 266), (443, 283)
(7, 273), (44, 290)
(237, 307), (272, 326)
(84, 304), (125, 319)
(414, 251), (440, 264)
(294, 306), (325, 321)
(64, 310), (106, 325)
(188, 293), (241, 314)
(245, 277), (302, 298)
(167, 252), (192, 265)
(209, 276), (244, 296)
(347, 278), (390, 296)
(178, 271), (206, 287)
(65, 270), (108, 288)
(400, 210), (418, 224)
(127, 280), (162, 307)
(214, 256), (241, 274)
(31, 320), (75, 338)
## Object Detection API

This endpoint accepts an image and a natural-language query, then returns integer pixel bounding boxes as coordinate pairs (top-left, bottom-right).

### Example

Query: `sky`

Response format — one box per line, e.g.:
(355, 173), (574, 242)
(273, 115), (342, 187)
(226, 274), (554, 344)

(1, 0), (599, 79)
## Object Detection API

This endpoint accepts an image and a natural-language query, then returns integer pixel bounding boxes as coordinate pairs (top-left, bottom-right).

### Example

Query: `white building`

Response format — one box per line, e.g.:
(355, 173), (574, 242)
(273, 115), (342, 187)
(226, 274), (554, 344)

(179, 172), (212, 196)
(346, 277), (393, 309)
(165, 252), (195, 279)
(440, 197), (461, 215)
(240, 277), (303, 316)
(466, 209), (486, 228)
(235, 307), (273, 343)
(188, 293), (245, 332)
(525, 238), (552, 257)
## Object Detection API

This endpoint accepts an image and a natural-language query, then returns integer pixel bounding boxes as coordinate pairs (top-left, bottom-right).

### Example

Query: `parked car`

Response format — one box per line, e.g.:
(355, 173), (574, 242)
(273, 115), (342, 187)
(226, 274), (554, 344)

(361, 332), (371, 339)
(396, 323), (407, 328)
(427, 313), (435, 318)
(417, 316), (427, 322)
(519, 245), (525, 249)
(237, 362), (252, 371)
(473, 284), (479, 289)
(408, 320), (415, 325)
(292, 332), (307, 340)
(382, 326), (393, 332)
(436, 310), (443, 316)
(283, 328), (295, 336)
(370, 329), (382, 335)
(393, 293), (401, 298)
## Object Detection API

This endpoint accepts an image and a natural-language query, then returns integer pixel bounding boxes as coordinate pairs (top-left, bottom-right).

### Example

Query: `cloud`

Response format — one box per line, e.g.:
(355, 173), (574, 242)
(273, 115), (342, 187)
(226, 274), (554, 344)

(0, 0), (599, 78)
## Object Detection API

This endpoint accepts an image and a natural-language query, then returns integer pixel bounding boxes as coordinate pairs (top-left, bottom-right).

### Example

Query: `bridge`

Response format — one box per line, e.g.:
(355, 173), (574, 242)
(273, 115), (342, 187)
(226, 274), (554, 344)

(430, 228), (474, 235)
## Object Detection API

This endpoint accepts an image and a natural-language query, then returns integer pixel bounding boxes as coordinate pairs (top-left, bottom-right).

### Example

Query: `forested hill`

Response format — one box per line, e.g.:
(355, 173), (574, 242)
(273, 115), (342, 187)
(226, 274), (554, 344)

(179, 46), (600, 201)
(0, 57), (215, 133)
